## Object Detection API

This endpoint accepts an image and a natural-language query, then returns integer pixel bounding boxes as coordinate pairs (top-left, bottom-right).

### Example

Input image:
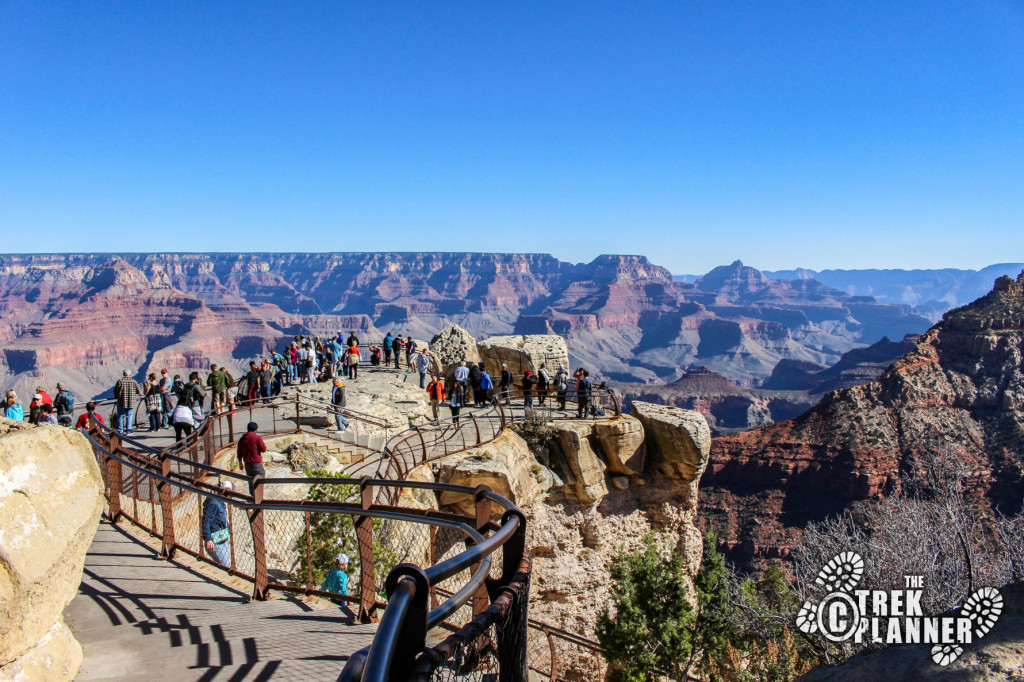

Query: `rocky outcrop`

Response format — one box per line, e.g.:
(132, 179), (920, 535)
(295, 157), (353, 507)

(629, 401), (711, 483)
(0, 420), (105, 681)
(550, 422), (608, 502)
(591, 417), (646, 475)
(702, 273), (1024, 565)
(429, 324), (480, 373)
(477, 334), (570, 377)
(436, 430), (543, 516)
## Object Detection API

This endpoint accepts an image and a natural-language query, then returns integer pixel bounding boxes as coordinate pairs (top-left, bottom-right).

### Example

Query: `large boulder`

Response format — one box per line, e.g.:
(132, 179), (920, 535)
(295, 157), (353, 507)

(550, 422), (607, 503)
(0, 420), (104, 681)
(437, 430), (543, 516)
(477, 334), (570, 377)
(629, 401), (711, 482)
(429, 324), (480, 374)
(592, 415), (646, 475)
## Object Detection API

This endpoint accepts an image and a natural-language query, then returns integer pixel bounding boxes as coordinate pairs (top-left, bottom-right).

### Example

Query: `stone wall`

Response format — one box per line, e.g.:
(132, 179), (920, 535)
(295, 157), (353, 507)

(0, 419), (105, 681)
(477, 334), (570, 377)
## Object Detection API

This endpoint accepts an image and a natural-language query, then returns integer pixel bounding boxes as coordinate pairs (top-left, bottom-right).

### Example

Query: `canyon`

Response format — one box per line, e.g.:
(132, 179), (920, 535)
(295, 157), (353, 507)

(701, 271), (1024, 566)
(0, 253), (931, 404)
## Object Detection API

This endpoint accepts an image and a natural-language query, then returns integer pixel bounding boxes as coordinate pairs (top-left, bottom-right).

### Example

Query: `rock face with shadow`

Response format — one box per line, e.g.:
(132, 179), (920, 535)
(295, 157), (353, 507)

(0, 419), (105, 681)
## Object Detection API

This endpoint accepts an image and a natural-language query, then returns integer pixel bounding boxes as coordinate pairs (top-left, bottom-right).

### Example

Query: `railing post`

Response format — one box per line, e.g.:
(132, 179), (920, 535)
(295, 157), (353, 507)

(357, 476), (377, 623)
(250, 477), (269, 600)
(472, 485), (492, 616)
(106, 433), (123, 523)
(295, 394), (301, 433)
(157, 453), (176, 559)
(472, 412), (481, 444)
(227, 410), (235, 443)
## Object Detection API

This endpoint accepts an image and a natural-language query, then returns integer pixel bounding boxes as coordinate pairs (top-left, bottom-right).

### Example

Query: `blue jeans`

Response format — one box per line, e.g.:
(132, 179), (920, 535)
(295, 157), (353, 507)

(525, 396), (534, 409)
(419, 372), (427, 389)
(117, 406), (134, 433)
(334, 412), (350, 431)
(210, 539), (231, 568)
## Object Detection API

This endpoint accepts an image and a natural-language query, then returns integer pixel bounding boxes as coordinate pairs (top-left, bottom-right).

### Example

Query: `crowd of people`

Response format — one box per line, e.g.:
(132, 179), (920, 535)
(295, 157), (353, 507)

(1, 329), (607, 441)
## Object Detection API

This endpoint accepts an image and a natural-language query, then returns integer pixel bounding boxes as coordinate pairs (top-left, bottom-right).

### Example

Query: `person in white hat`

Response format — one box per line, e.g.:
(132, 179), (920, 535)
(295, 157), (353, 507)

(201, 480), (235, 568)
(321, 552), (350, 596)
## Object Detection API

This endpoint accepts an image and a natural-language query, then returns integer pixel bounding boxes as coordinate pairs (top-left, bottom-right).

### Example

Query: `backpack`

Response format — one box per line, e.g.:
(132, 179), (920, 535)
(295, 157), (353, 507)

(554, 374), (568, 391)
(55, 390), (74, 416)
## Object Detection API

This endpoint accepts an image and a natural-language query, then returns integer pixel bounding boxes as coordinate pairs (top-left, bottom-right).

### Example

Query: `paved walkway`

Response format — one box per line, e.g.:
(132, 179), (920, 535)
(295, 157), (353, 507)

(66, 523), (376, 681)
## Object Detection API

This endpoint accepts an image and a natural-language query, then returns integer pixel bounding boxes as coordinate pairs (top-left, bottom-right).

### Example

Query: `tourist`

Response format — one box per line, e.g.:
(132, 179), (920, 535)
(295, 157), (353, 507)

(405, 336), (417, 368)
(53, 382), (75, 427)
(426, 375), (445, 422)
(171, 400), (195, 441)
(202, 480), (233, 568)
(171, 374), (186, 404)
(478, 366), (493, 405)
(237, 421), (267, 479)
(370, 345), (381, 366)
(271, 352), (286, 395)
(259, 360), (275, 404)
(113, 370), (143, 434)
(391, 335), (403, 369)
(499, 364), (513, 406)
(383, 332), (394, 366)
(185, 372), (207, 421)
(415, 348), (430, 388)
(537, 364), (550, 406)
(346, 343), (360, 380)
(455, 361), (469, 387)
(36, 403), (58, 424)
(449, 383), (465, 428)
(346, 330), (360, 348)
(522, 369), (538, 410)
(207, 364), (230, 412)
(321, 552), (350, 596)
(75, 401), (104, 430)
(28, 393), (46, 424)
(469, 362), (482, 406)
(576, 370), (593, 419)
(554, 366), (569, 410)
(3, 390), (23, 422)
(331, 378), (350, 433)
(244, 361), (261, 404)
(304, 342), (318, 384)
(35, 385), (53, 407)
(145, 373), (163, 432)
(328, 337), (344, 372)
(159, 369), (172, 427)
(287, 343), (299, 384)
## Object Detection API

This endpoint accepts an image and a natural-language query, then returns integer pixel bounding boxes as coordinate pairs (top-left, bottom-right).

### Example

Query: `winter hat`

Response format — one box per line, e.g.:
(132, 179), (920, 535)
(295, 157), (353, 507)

(337, 553), (349, 565)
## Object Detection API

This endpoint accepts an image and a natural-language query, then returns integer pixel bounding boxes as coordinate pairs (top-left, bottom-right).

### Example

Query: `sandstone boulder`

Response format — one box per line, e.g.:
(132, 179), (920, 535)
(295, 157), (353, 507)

(551, 422), (607, 503)
(477, 334), (570, 378)
(0, 420), (104, 680)
(429, 324), (480, 373)
(629, 401), (711, 482)
(437, 430), (542, 516)
(592, 415), (646, 475)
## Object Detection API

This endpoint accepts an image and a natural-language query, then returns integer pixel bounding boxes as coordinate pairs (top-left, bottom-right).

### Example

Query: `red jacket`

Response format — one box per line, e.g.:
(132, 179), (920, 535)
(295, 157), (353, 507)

(427, 380), (445, 402)
(237, 431), (267, 464)
(76, 412), (105, 429)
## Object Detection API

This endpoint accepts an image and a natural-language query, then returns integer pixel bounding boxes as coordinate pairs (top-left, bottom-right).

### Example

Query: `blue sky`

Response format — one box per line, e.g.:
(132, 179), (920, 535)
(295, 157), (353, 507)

(1, 1), (1022, 274)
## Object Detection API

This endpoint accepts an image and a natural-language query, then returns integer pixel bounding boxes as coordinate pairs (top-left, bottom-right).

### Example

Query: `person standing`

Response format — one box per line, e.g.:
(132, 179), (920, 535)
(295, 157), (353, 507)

(537, 364), (550, 406)
(53, 382), (75, 426)
(391, 335), (403, 369)
(207, 364), (230, 412)
(346, 343), (360, 380)
(159, 369), (172, 427)
(113, 370), (143, 434)
(259, 360), (275, 404)
(478, 366), (493, 405)
(449, 383), (465, 428)
(455, 361), (469, 387)
(3, 390), (23, 421)
(383, 332), (394, 366)
(34, 385), (53, 407)
(468, 362), (482, 406)
(499, 364), (513, 406)
(521, 369), (538, 410)
(237, 422), (267, 479)
(415, 349), (431, 389)
(346, 331), (360, 348)
(576, 370), (593, 419)
(426, 376), (445, 422)
(202, 480), (234, 568)
(304, 342), (318, 384)
(331, 378), (350, 433)
(245, 362), (261, 404)
(185, 372), (207, 421)
(405, 337), (417, 368)
(554, 366), (569, 410)
(145, 373), (163, 432)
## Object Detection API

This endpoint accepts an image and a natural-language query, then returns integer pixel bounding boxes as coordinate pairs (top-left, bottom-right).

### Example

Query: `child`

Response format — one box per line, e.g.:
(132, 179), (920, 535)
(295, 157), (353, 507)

(321, 553), (350, 596)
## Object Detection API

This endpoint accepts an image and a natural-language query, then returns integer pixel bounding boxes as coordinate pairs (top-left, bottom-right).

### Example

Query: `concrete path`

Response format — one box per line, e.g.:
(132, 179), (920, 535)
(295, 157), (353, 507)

(66, 523), (376, 681)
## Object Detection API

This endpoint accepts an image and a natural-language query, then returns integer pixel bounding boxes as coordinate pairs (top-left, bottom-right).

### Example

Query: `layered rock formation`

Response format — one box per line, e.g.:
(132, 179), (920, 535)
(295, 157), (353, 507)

(763, 334), (920, 394)
(477, 334), (571, 377)
(0, 420), (105, 680)
(701, 273), (1024, 565)
(0, 253), (931, 401)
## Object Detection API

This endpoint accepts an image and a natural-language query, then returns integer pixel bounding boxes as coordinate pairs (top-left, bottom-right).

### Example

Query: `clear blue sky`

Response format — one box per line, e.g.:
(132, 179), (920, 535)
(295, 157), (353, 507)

(1, 1), (1022, 274)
